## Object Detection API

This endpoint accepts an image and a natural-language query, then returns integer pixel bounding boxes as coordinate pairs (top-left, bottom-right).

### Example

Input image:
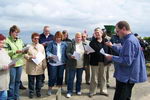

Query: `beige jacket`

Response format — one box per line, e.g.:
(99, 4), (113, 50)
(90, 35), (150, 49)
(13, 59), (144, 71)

(25, 43), (47, 75)
(0, 48), (11, 91)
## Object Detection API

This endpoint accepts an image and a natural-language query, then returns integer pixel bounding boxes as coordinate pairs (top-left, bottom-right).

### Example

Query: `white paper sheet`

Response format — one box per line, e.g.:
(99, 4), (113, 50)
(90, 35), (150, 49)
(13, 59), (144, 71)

(72, 51), (80, 60)
(22, 45), (30, 52)
(49, 62), (64, 66)
(52, 55), (59, 62)
(100, 48), (109, 56)
(8, 59), (19, 66)
(32, 52), (45, 65)
(84, 45), (95, 54)
(113, 43), (122, 46)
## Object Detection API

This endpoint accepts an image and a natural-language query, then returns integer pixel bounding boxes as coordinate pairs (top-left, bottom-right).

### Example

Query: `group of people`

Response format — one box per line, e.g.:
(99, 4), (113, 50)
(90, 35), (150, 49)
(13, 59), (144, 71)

(0, 21), (147, 100)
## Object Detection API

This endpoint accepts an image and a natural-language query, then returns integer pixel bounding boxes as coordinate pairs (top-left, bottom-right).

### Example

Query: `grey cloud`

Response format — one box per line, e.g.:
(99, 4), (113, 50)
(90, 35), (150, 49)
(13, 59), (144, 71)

(0, 0), (150, 37)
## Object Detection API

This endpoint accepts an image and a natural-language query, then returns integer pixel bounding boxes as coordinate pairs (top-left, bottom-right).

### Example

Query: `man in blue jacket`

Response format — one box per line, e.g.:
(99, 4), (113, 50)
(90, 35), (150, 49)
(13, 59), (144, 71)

(105, 21), (147, 100)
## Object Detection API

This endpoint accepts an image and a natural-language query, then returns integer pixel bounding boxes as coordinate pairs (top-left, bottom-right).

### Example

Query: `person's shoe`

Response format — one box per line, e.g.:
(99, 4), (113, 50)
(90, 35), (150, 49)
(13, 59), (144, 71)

(76, 91), (82, 95)
(107, 84), (110, 88)
(29, 93), (33, 99)
(66, 93), (72, 98)
(20, 85), (26, 90)
(86, 82), (90, 85)
(100, 92), (109, 97)
(47, 90), (52, 96)
(36, 93), (41, 97)
(88, 93), (94, 98)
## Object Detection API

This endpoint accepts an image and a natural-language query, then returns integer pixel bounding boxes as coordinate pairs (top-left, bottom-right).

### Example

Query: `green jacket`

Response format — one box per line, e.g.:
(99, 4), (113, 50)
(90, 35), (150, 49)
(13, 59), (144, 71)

(5, 36), (24, 67)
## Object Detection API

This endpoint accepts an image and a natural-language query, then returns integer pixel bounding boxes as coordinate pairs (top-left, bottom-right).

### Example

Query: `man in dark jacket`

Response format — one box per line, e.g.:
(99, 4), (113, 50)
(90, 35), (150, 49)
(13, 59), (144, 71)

(39, 26), (54, 86)
(89, 27), (109, 97)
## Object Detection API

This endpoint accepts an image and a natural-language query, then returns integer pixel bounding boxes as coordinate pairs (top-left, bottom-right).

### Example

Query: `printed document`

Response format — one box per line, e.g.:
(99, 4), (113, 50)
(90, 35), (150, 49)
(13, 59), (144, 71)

(100, 48), (109, 56)
(84, 45), (95, 54)
(32, 52), (45, 65)
(8, 59), (19, 66)
(72, 51), (80, 60)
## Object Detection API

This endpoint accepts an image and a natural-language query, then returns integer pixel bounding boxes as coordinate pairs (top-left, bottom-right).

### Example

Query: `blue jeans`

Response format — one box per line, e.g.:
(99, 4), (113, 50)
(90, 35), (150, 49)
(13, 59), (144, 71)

(8, 66), (22, 100)
(67, 68), (84, 94)
(48, 65), (64, 87)
(0, 91), (7, 100)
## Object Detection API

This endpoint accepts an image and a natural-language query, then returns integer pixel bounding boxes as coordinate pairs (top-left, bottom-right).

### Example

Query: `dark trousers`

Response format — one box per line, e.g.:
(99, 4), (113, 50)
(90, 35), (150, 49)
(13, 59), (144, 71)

(113, 80), (135, 100)
(65, 67), (69, 84)
(48, 65), (65, 87)
(28, 75), (43, 94)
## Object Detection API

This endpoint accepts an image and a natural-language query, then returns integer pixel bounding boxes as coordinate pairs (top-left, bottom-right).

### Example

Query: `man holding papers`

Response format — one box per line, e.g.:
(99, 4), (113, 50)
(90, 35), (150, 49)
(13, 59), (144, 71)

(89, 27), (110, 97)
(24, 33), (47, 98)
(46, 31), (67, 96)
(105, 21), (147, 100)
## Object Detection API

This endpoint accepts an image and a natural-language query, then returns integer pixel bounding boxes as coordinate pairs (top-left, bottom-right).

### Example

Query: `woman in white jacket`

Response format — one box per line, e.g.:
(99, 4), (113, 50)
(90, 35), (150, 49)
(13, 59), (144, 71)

(0, 34), (14, 100)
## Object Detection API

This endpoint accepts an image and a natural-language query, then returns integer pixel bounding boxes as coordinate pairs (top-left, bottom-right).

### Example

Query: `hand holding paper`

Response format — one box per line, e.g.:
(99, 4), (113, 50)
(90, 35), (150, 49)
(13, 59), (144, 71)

(32, 52), (45, 65)
(22, 45), (30, 52)
(84, 45), (95, 54)
(72, 51), (80, 60)
(51, 55), (59, 62)
(8, 59), (19, 67)
(100, 48), (109, 56)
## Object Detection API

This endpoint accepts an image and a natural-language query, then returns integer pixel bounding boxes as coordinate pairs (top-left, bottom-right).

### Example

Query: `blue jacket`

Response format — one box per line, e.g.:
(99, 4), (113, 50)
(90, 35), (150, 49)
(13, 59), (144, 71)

(39, 33), (54, 49)
(46, 41), (67, 64)
(39, 33), (54, 44)
(112, 34), (147, 83)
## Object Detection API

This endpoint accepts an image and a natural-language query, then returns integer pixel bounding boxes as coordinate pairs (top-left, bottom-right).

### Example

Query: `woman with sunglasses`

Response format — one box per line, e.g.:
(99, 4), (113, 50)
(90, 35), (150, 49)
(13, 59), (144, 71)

(24, 32), (47, 98)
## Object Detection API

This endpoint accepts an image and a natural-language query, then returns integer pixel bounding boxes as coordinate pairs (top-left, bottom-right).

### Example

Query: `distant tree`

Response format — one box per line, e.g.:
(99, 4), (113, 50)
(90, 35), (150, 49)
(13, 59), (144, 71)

(143, 37), (150, 61)
(143, 37), (150, 44)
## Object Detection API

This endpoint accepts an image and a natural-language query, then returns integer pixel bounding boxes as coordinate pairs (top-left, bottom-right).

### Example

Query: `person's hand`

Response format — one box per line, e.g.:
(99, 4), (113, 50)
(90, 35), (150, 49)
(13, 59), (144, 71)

(105, 55), (113, 61)
(71, 56), (75, 59)
(16, 50), (23, 54)
(3, 65), (9, 71)
(31, 56), (36, 59)
(9, 64), (16, 67)
(105, 42), (113, 47)
(42, 43), (47, 47)
(84, 51), (88, 54)
(47, 56), (56, 60)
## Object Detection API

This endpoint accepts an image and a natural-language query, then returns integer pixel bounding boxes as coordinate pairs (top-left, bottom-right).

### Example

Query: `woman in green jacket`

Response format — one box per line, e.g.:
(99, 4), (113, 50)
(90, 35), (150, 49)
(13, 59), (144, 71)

(5, 25), (25, 100)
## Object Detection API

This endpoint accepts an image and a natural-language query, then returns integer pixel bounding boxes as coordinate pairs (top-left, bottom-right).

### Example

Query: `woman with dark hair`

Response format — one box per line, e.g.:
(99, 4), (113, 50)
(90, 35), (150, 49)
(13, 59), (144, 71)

(0, 34), (15, 100)
(46, 31), (67, 96)
(5, 25), (25, 100)
(24, 33), (47, 98)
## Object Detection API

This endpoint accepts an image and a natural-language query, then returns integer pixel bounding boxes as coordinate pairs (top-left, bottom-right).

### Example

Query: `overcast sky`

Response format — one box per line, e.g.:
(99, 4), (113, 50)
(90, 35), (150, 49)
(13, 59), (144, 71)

(0, 0), (149, 37)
